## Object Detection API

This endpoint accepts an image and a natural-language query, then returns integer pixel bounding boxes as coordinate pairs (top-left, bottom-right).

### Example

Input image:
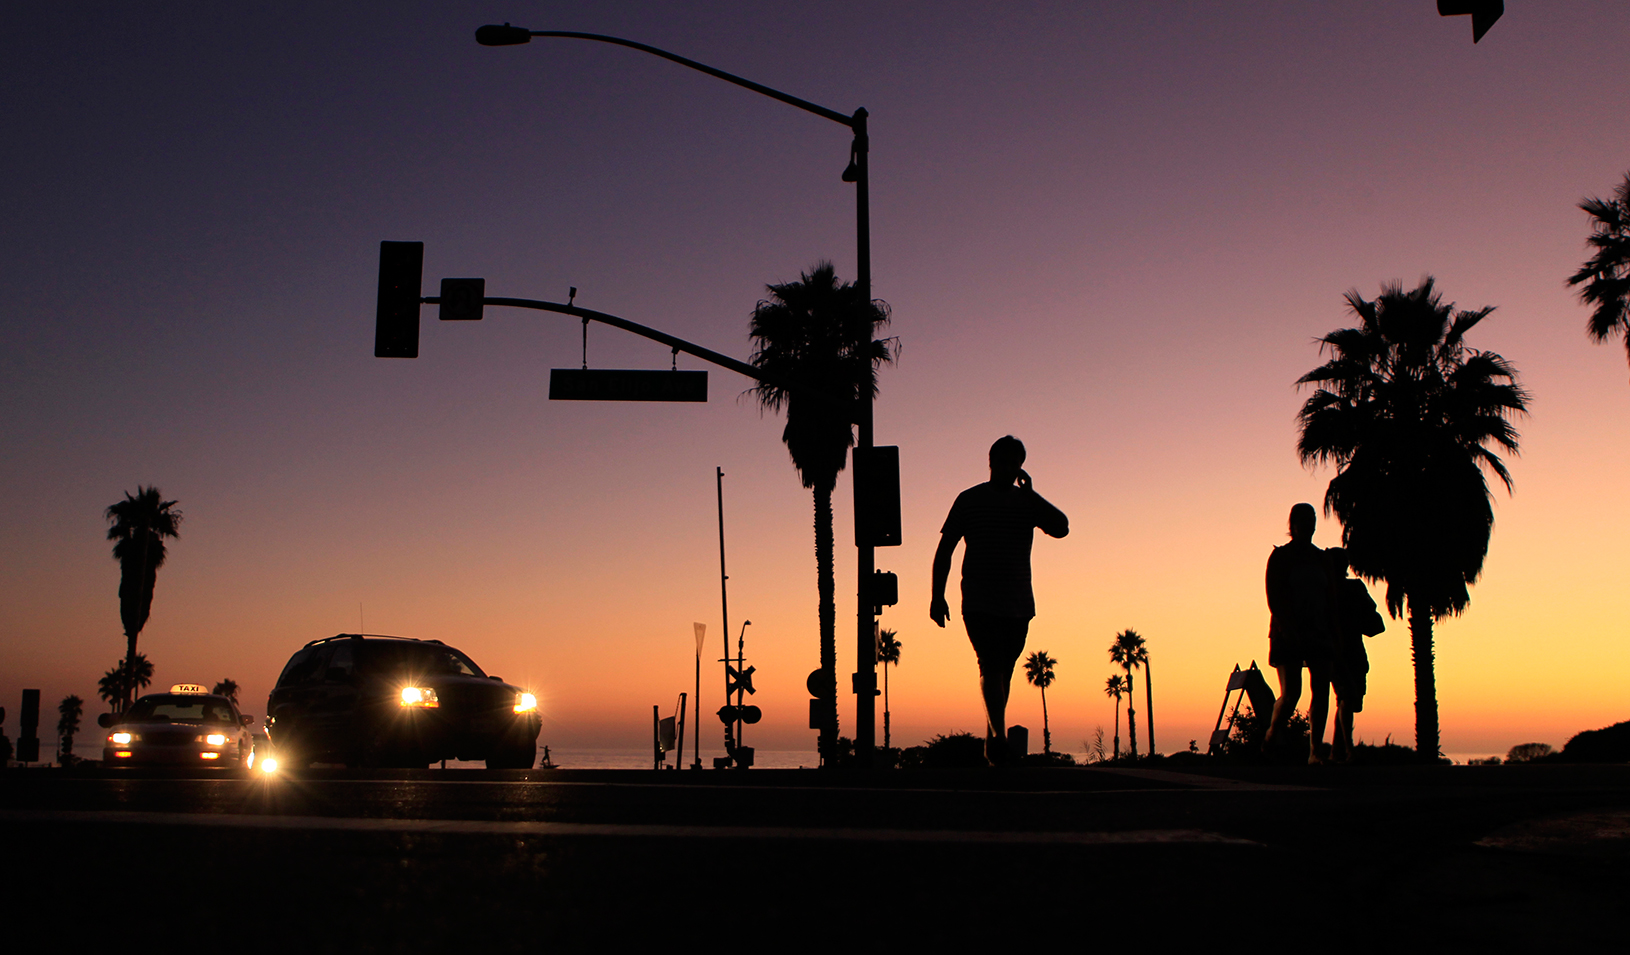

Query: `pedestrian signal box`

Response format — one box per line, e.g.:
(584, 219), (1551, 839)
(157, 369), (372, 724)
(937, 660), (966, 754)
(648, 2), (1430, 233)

(853, 445), (901, 547)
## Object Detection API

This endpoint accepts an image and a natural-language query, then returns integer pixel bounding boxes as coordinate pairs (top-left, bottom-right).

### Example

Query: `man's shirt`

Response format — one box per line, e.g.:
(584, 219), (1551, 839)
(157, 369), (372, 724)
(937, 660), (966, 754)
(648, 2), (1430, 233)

(940, 481), (1069, 620)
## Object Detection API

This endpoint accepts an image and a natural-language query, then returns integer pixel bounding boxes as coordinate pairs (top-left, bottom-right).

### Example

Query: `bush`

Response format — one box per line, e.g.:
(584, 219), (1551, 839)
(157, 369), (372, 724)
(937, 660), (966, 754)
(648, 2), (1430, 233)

(1506, 742), (1554, 763)
(899, 731), (987, 769)
(1557, 721), (1630, 763)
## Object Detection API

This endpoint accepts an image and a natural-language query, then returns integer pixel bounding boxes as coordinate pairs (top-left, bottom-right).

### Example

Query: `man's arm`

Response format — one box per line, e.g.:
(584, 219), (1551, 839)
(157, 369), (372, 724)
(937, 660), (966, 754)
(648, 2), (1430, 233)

(1020, 471), (1069, 538)
(930, 531), (958, 627)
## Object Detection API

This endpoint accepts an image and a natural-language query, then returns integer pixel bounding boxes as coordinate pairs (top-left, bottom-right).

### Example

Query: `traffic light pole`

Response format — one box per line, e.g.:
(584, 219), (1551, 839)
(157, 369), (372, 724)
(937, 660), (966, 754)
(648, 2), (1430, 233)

(473, 26), (883, 767)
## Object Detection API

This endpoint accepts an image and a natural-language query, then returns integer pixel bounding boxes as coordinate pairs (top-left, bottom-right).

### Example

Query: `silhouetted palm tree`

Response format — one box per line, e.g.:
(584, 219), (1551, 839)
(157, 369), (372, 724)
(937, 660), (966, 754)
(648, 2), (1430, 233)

(1109, 630), (1147, 757)
(1104, 675), (1125, 758)
(57, 695), (83, 763)
(876, 629), (902, 750)
(748, 262), (894, 764)
(106, 487), (181, 707)
(212, 679), (240, 705)
(1297, 277), (1527, 759)
(1567, 171), (1630, 375)
(1023, 650), (1057, 754)
(98, 654), (153, 714)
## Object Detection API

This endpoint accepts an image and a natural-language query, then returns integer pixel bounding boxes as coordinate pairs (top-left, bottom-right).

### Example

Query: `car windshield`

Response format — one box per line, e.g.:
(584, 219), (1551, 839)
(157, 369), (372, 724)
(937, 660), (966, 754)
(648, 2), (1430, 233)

(126, 696), (238, 724)
(362, 642), (486, 679)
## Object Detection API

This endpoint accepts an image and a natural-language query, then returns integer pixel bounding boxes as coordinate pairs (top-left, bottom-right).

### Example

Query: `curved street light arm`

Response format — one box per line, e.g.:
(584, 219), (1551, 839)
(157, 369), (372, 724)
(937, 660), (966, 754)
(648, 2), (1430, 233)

(482, 26), (859, 128)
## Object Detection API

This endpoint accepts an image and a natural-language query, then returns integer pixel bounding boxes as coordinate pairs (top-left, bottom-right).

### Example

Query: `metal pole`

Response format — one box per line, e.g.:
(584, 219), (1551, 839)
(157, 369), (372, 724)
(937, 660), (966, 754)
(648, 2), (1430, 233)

(692, 631), (702, 769)
(1145, 654), (1155, 756)
(852, 108), (876, 769)
(676, 692), (687, 770)
(716, 467), (733, 764)
(653, 704), (660, 770)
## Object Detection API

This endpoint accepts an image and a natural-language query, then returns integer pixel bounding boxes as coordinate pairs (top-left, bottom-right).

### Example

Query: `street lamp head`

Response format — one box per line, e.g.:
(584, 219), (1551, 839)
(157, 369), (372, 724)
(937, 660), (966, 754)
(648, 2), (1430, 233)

(476, 23), (532, 46)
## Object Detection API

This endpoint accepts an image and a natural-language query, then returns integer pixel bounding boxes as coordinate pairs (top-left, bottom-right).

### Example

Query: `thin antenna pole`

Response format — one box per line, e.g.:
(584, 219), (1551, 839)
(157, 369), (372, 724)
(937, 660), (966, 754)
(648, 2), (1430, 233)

(359, 602), (364, 636)
(717, 467), (732, 764)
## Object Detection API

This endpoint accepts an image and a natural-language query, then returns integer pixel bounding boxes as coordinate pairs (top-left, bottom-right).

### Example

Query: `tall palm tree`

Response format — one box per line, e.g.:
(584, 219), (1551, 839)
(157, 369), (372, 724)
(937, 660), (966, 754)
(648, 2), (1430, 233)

(212, 679), (240, 706)
(1104, 675), (1125, 758)
(876, 629), (902, 751)
(1108, 630), (1147, 757)
(1296, 277), (1528, 759)
(57, 695), (84, 763)
(106, 487), (181, 707)
(748, 262), (894, 764)
(1023, 650), (1057, 754)
(1567, 171), (1630, 375)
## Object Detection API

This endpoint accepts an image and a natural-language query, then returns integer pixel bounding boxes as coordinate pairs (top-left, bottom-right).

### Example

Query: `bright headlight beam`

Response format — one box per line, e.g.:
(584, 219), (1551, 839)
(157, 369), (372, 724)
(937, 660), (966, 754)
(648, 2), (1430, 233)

(514, 692), (537, 714)
(205, 734), (227, 745)
(111, 732), (132, 744)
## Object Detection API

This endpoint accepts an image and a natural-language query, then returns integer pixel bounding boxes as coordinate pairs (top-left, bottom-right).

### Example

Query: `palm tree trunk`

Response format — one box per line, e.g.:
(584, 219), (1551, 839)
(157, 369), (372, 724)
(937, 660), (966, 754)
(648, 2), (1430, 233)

(814, 486), (838, 763)
(1409, 601), (1440, 761)
(883, 662), (891, 751)
(1041, 686), (1050, 754)
(1125, 669), (1138, 757)
(1143, 658), (1154, 756)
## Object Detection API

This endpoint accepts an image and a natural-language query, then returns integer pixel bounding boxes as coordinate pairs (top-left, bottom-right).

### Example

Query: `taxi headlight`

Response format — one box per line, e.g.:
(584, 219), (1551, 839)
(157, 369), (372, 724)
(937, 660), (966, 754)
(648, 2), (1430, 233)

(400, 686), (439, 707)
(513, 692), (537, 714)
(205, 734), (227, 745)
(111, 732), (132, 745)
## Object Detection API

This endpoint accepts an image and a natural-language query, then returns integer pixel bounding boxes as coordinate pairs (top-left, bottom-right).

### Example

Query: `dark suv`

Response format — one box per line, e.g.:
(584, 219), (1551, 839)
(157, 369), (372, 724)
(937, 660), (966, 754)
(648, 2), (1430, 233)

(266, 634), (541, 769)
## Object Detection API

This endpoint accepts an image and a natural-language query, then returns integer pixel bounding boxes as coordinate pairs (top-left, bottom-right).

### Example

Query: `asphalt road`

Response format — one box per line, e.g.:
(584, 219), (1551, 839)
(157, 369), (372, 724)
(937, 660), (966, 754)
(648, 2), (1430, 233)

(3, 763), (1625, 948)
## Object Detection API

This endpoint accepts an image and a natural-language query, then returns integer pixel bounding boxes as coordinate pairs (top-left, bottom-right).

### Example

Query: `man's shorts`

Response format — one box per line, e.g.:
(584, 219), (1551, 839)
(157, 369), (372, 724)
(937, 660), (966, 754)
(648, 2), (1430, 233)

(963, 612), (1030, 675)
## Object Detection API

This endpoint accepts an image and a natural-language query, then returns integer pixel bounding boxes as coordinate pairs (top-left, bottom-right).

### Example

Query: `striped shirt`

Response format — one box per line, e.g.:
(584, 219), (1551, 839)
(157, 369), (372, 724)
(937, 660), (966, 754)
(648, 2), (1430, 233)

(941, 482), (1069, 619)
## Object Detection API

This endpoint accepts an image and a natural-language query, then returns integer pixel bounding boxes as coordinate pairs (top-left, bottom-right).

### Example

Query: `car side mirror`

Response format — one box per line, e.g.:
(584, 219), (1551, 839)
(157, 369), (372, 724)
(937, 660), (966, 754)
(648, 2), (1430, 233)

(97, 713), (116, 728)
(488, 676), (502, 681)
(240, 714), (254, 726)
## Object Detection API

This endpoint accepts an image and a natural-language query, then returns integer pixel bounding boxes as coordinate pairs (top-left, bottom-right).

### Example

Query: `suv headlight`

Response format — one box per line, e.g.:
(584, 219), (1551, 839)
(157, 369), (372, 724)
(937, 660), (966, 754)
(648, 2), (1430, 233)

(513, 692), (537, 714)
(205, 734), (227, 745)
(110, 732), (133, 745)
(400, 687), (439, 707)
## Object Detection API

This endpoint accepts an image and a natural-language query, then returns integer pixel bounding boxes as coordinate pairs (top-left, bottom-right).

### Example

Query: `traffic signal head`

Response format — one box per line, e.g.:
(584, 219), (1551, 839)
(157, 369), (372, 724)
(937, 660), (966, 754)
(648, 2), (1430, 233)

(1437, 0), (1503, 43)
(375, 241), (424, 358)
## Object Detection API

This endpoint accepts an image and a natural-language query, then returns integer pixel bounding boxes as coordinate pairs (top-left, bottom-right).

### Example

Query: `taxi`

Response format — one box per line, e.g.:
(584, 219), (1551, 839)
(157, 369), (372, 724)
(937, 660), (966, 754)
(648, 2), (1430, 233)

(100, 684), (257, 769)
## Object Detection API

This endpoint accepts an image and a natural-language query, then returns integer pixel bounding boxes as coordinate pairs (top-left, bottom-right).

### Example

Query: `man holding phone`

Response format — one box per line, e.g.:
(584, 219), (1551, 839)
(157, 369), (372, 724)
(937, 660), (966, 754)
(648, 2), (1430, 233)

(930, 435), (1070, 765)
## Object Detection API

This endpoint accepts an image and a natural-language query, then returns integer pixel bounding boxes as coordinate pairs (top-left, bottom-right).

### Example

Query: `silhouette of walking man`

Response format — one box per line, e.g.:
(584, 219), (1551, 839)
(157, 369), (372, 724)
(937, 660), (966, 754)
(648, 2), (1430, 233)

(931, 436), (1069, 765)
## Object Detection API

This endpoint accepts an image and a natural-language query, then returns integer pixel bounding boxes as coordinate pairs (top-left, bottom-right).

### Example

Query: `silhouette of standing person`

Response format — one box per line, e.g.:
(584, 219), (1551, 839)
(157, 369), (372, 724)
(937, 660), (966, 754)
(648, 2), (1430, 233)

(930, 436), (1069, 765)
(1264, 503), (1335, 763)
(1324, 547), (1385, 763)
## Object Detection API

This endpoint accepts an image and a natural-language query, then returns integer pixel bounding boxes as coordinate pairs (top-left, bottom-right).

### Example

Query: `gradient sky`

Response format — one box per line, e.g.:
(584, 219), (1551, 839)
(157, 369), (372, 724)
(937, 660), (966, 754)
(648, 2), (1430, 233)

(4, 1), (1628, 760)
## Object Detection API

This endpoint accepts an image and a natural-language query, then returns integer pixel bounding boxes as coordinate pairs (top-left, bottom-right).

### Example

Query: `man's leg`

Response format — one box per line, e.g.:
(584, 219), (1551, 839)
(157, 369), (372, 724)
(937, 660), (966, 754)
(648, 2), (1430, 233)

(1265, 665), (1302, 751)
(966, 614), (1028, 764)
(1307, 664), (1331, 764)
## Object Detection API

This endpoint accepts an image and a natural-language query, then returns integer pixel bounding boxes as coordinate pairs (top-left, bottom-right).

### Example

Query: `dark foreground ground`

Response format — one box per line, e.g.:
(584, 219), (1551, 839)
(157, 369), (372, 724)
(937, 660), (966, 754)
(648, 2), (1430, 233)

(2, 762), (1626, 949)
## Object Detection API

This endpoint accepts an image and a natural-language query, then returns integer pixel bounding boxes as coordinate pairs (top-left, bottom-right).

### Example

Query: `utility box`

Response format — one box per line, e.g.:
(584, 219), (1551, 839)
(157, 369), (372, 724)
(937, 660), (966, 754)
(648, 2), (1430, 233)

(1007, 724), (1028, 760)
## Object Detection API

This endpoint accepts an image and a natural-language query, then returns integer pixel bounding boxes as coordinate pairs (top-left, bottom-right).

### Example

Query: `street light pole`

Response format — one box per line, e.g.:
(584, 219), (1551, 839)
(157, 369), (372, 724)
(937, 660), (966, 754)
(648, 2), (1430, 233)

(476, 23), (881, 767)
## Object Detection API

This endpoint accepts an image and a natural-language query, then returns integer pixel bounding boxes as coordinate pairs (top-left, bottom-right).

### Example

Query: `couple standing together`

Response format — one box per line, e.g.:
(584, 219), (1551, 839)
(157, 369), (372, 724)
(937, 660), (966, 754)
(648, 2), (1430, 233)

(930, 436), (1069, 766)
(1264, 502), (1386, 764)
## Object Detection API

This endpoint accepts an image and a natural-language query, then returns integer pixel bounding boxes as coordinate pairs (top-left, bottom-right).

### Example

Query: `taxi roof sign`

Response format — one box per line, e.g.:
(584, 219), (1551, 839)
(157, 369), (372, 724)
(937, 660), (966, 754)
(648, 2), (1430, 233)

(171, 684), (210, 695)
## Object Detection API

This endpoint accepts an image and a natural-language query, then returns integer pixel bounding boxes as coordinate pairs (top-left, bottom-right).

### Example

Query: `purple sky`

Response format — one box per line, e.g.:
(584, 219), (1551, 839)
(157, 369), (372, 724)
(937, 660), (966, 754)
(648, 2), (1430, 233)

(4, 2), (1629, 759)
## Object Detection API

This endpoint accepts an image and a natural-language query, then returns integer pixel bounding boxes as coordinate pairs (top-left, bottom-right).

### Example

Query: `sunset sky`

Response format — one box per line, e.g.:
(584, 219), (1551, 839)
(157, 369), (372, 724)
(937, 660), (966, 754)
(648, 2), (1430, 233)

(4, 1), (1628, 761)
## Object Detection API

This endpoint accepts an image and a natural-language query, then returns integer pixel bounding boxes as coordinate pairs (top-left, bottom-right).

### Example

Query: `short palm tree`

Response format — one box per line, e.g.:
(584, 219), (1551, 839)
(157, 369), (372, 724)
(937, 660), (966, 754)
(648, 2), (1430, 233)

(1567, 171), (1630, 375)
(57, 695), (84, 762)
(1108, 630), (1147, 757)
(106, 487), (181, 708)
(1296, 277), (1528, 759)
(1104, 675), (1126, 758)
(1023, 650), (1057, 754)
(876, 629), (902, 750)
(748, 262), (894, 764)
(98, 654), (154, 713)
(212, 679), (240, 705)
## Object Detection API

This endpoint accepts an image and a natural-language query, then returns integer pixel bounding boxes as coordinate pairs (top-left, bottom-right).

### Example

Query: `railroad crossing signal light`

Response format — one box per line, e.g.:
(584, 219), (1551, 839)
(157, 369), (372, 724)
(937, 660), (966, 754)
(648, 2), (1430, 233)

(726, 664), (756, 696)
(1437, 0), (1503, 43)
(718, 704), (762, 725)
(375, 241), (423, 358)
